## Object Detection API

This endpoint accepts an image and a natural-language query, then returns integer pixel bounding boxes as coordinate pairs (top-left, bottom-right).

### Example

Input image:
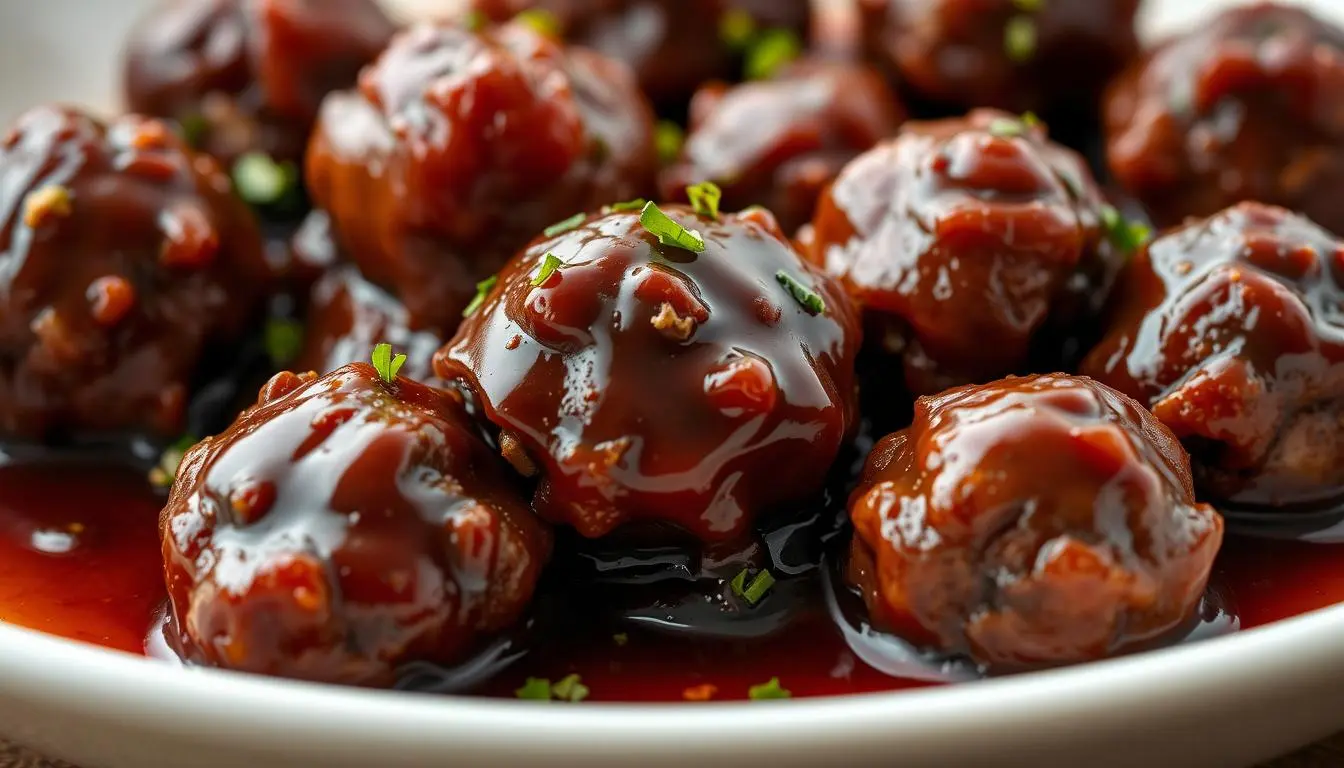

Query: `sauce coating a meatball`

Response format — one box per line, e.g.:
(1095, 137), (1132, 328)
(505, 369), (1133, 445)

(161, 363), (551, 685)
(307, 20), (657, 333)
(123, 0), (396, 170)
(805, 109), (1123, 396)
(1105, 3), (1344, 232)
(0, 106), (269, 442)
(660, 59), (905, 235)
(848, 374), (1223, 669)
(858, 0), (1140, 115)
(436, 204), (860, 542)
(1082, 202), (1344, 518)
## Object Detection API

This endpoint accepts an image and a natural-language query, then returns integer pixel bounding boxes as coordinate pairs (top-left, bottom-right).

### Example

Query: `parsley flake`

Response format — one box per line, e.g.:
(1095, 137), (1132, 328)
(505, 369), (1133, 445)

(177, 114), (208, 149)
(745, 28), (801, 81)
(264, 318), (303, 367)
(544, 213), (585, 238)
(516, 677), (553, 700)
(748, 677), (792, 700)
(988, 117), (1027, 138)
(1100, 205), (1153, 256)
(1005, 16), (1037, 63)
(514, 8), (561, 38)
(605, 198), (647, 214)
(551, 674), (590, 702)
(531, 252), (563, 287)
(743, 569), (776, 605)
(640, 202), (705, 252)
(232, 152), (297, 207)
(719, 8), (756, 50)
(687, 181), (723, 220)
(371, 342), (407, 383)
(729, 568), (749, 597)
(657, 120), (684, 165)
(463, 276), (498, 318)
(775, 271), (825, 315)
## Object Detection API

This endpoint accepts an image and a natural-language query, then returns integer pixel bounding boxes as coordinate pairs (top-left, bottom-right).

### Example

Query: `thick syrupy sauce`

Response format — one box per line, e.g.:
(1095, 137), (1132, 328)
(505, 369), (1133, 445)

(0, 459), (1341, 702)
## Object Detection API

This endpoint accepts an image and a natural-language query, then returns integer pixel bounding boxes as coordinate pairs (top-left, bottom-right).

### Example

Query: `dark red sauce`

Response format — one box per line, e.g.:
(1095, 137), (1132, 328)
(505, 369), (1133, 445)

(0, 460), (1340, 702)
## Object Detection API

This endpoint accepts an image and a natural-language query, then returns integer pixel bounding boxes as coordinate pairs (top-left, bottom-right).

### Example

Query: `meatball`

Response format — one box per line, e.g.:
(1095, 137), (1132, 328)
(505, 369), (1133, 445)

(858, 0), (1139, 115)
(848, 373), (1223, 669)
(307, 20), (656, 333)
(123, 0), (395, 170)
(468, 0), (812, 112)
(804, 109), (1124, 397)
(0, 105), (269, 442)
(1105, 3), (1344, 233)
(1082, 202), (1344, 518)
(161, 363), (551, 685)
(659, 59), (905, 235)
(435, 203), (860, 542)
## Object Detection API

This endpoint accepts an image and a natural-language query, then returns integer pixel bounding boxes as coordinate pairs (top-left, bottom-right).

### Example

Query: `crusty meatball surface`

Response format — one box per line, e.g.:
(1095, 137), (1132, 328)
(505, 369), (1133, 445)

(1083, 202), (1344, 518)
(307, 20), (657, 332)
(848, 373), (1223, 669)
(0, 105), (269, 442)
(123, 0), (396, 169)
(436, 204), (860, 542)
(161, 363), (551, 686)
(1105, 3), (1344, 232)
(805, 109), (1123, 396)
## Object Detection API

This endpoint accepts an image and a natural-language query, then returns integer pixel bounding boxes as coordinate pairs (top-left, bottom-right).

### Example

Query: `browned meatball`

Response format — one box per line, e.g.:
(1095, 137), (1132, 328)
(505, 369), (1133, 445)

(848, 373), (1224, 669)
(660, 59), (905, 234)
(1082, 203), (1344, 519)
(123, 0), (395, 170)
(161, 363), (551, 686)
(1105, 3), (1344, 233)
(307, 20), (657, 333)
(436, 203), (860, 542)
(858, 0), (1139, 115)
(804, 109), (1124, 396)
(468, 0), (812, 112)
(0, 105), (269, 443)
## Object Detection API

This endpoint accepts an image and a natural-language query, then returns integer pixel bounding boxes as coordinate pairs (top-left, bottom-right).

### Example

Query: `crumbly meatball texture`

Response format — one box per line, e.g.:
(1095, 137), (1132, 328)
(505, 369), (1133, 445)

(161, 363), (551, 686)
(848, 373), (1223, 669)
(436, 205), (861, 542)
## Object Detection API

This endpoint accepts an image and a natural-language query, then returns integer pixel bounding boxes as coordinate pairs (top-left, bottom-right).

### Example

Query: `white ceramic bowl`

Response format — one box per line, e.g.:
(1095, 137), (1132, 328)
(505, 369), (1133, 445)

(2, 2), (1344, 767)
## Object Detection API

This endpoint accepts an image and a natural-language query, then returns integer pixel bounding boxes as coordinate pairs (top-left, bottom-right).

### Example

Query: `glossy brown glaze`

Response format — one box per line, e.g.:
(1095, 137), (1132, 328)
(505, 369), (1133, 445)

(660, 59), (904, 235)
(1106, 3), (1344, 232)
(161, 363), (551, 686)
(848, 374), (1223, 669)
(804, 109), (1122, 396)
(0, 105), (269, 443)
(858, 0), (1140, 114)
(468, 0), (812, 113)
(436, 205), (860, 542)
(307, 20), (657, 332)
(123, 0), (395, 169)
(1082, 203), (1344, 518)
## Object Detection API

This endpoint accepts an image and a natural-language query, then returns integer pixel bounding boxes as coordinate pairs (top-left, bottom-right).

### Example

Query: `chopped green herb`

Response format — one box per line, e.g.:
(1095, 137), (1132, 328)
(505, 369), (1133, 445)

(551, 674), (590, 702)
(462, 10), (487, 31)
(149, 434), (197, 488)
(531, 252), (563, 287)
(656, 120), (684, 165)
(686, 181), (723, 220)
(1100, 205), (1153, 256)
(371, 342), (407, 383)
(640, 201), (705, 252)
(463, 276), (498, 318)
(745, 28), (801, 81)
(743, 569), (776, 605)
(1013, 0), (1045, 12)
(748, 677), (792, 700)
(177, 114), (208, 149)
(1004, 16), (1037, 63)
(775, 271), (825, 315)
(729, 568), (749, 597)
(988, 117), (1026, 138)
(613, 632), (629, 646)
(264, 318), (303, 367)
(514, 8), (561, 37)
(605, 198), (647, 214)
(719, 8), (756, 50)
(232, 152), (297, 206)
(544, 213), (586, 238)
(1021, 111), (1042, 129)
(516, 677), (553, 700)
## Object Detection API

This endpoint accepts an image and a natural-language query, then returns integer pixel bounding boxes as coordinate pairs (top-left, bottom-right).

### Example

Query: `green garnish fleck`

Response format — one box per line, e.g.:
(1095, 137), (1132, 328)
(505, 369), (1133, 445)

(1021, 111), (1042, 128)
(745, 28), (801, 81)
(729, 568), (749, 597)
(1013, 0), (1045, 12)
(371, 343), (407, 384)
(605, 198), (647, 214)
(1004, 16), (1037, 63)
(149, 434), (197, 488)
(988, 117), (1026, 138)
(514, 8), (561, 38)
(462, 10), (487, 31)
(748, 677), (792, 700)
(264, 318), (303, 367)
(686, 181), (723, 220)
(640, 201), (705, 252)
(613, 632), (629, 646)
(775, 271), (825, 315)
(531, 252), (563, 287)
(742, 569), (776, 605)
(463, 276), (498, 318)
(177, 114), (208, 149)
(656, 120), (685, 165)
(551, 674), (590, 702)
(516, 677), (553, 700)
(544, 213), (586, 238)
(1100, 205), (1153, 256)
(232, 152), (297, 206)
(719, 8), (757, 50)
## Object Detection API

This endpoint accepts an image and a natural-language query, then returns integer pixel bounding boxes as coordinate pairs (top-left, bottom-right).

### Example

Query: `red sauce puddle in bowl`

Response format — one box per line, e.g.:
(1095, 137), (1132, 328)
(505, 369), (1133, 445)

(0, 462), (1337, 702)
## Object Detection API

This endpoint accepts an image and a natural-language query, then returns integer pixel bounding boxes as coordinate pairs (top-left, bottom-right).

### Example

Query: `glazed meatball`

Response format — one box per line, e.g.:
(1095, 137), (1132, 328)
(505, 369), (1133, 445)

(436, 204), (860, 542)
(468, 0), (812, 112)
(848, 374), (1224, 669)
(307, 20), (656, 333)
(1105, 3), (1344, 233)
(804, 109), (1123, 396)
(0, 106), (269, 442)
(161, 363), (551, 685)
(1082, 203), (1344, 518)
(858, 0), (1139, 115)
(123, 0), (395, 170)
(660, 59), (905, 234)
